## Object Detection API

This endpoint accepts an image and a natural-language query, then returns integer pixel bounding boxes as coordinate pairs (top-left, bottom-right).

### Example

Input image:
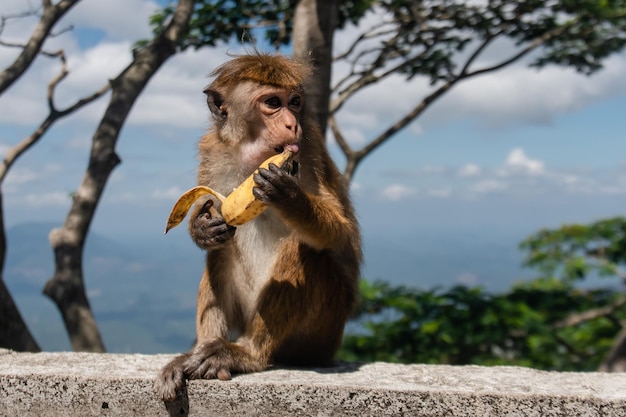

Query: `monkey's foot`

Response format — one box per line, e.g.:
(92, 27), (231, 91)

(156, 354), (188, 402)
(184, 339), (264, 381)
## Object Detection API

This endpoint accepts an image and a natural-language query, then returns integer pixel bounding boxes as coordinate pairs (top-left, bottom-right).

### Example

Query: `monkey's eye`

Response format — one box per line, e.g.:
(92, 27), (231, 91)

(265, 96), (282, 109)
(289, 95), (302, 108)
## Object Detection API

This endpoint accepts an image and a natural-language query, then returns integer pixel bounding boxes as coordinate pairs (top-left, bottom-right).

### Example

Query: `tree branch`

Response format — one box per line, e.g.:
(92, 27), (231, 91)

(0, 0), (81, 95)
(554, 296), (626, 329)
(0, 49), (110, 184)
(337, 15), (578, 179)
(44, 0), (196, 352)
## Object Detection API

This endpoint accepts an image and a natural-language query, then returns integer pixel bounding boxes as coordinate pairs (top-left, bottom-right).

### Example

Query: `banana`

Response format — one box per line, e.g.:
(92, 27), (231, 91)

(164, 186), (226, 234)
(221, 150), (293, 226)
(164, 150), (294, 233)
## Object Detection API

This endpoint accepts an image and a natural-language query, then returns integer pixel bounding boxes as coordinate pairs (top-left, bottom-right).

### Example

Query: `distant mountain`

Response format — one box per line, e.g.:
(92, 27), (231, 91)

(4, 222), (535, 353)
(4, 222), (202, 353)
(361, 227), (532, 292)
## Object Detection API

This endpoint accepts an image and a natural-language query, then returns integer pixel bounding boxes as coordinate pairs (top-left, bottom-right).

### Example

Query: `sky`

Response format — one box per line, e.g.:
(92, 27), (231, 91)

(1, 0), (626, 288)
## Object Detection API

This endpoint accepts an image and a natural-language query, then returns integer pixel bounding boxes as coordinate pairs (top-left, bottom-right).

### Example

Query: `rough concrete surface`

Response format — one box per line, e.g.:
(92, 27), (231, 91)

(1, 349), (626, 416)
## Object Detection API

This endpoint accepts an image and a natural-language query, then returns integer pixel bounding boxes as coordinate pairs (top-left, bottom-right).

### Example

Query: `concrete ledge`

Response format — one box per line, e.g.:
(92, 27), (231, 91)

(1, 349), (626, 416)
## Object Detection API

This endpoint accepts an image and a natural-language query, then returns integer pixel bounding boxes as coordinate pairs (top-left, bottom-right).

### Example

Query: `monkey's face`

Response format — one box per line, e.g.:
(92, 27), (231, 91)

(207, 81), (304, 175)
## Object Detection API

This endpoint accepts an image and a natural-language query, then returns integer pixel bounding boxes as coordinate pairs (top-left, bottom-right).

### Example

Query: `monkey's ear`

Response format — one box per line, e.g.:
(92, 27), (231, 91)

(204, 88), (227, 121)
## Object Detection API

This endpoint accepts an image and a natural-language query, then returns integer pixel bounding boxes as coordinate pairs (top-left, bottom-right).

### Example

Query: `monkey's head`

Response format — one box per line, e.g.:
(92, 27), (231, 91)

(204, 53), (312, 174)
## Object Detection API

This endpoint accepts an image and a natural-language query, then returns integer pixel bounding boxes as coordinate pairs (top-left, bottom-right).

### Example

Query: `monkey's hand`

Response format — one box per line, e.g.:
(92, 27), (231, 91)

(252, 162), (300, 205)
(189, 199), (236, 250)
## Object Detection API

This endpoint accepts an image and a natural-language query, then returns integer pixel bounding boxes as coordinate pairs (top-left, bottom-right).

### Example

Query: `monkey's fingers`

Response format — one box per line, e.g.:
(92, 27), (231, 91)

(165, 186), (226, 234)
(221, 150), (293, 226)
(217, 368), (232, 381)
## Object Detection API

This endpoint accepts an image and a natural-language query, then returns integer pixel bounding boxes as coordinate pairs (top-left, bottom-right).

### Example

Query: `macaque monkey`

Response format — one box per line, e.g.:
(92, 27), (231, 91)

(156, 53), (361, 401)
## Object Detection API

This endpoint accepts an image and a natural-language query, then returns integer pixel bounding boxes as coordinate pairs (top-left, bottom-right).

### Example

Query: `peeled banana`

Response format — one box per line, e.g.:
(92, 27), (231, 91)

(164, 150), (294, 233)
(221, 150), (293, 226)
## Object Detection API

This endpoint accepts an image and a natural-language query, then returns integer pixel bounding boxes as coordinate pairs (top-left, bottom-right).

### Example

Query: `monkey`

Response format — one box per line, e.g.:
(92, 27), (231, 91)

(156, 52), (361, 402)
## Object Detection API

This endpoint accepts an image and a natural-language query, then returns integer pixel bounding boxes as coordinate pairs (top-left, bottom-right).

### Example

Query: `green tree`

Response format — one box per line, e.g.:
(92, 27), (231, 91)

(0, 0), (197, 352)
(521, 217), (626, 370)
(155, 0), (626, 178)
(329, 0), (626, 179)
(340, 278), (622, 371)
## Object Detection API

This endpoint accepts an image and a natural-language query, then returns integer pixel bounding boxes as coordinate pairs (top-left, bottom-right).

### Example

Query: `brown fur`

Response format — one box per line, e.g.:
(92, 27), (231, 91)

(156, 53), (361, 402)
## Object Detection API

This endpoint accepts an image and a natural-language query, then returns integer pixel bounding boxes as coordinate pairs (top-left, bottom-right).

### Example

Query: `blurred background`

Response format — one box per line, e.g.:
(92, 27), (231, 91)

(1, 0), (625, 369)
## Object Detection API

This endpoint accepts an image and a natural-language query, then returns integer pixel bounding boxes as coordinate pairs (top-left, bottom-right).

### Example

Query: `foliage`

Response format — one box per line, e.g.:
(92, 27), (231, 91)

(144, 0), (374, 50)
(341, 217), (626, 370)
(521, 216), (626, 283)
(339, 279), (623, 371)
(330, 0), (626, 178)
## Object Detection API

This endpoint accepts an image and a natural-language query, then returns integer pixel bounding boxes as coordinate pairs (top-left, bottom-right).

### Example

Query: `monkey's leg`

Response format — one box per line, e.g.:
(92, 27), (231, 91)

(179, 263), (335, 380)
(156, 268), (230, 401)
(179, 276), (298, 381)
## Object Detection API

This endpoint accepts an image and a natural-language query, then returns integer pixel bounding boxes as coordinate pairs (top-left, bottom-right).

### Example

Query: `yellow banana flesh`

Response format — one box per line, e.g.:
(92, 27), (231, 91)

(221, 150), (293, 226)
(164, 150), (294, 233)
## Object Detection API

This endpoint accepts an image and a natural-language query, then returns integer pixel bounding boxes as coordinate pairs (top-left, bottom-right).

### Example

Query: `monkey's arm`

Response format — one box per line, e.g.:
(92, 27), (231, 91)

(189, 198), (236, 250)
(253, 164), (357, 251)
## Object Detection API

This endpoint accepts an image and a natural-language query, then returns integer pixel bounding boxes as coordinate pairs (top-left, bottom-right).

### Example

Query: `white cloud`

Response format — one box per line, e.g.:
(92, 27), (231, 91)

(151, 186), (187, 201)
(0, 3), (233, 128)
(504, 148), (544, 175)
(0, 143), (11, 157)
(20, 192), (72, 208)
(471, 179), (508, 194)
(331, 7), (626, 136)
(382, 184), (417, 201)
(62, 0), (158, 41)
(124, 46), (235, 127)
(64, 42), (133, 89)
(422, 165), (446, 174)
(456, 273), (479, 286)
(459, 164), (481, 177)
(5, 167), (40, 186)
(428, 187), (452, 198)
(424, 51), (626, 129)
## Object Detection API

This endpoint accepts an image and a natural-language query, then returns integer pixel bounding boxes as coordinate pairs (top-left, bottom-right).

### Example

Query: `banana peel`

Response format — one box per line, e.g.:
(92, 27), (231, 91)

(164, 150), (294, 233)
(164, 186), (226, 234)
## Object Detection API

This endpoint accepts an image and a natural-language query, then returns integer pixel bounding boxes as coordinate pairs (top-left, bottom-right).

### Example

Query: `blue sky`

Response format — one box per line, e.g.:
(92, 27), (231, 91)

(1, 0), (626, 288)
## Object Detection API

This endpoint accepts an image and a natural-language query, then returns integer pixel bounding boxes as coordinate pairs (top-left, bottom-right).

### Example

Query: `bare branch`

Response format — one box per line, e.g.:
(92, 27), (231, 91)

(0, 8), (41, 37)
(0, 0), (81, 95)
(44, 0), (195, 353)
(333, 20), (396, 62)
(458, 31), (501, 77)
(0, 49), (110, 184)
(555, 297), (626, 329)
(342, 77), (458, 180)
(466, 23), (570, 77)
(332, 42), (435, 115)
(328, 114), (352, 158)
(337, 15), (582, 179)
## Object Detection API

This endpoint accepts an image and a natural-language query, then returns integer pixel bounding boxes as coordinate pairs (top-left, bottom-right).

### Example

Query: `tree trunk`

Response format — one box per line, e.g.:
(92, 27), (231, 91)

(43, 0), (196, 352)
(599, 327), (626, 372)
(292, 0), (338, 135)
(0, 0), (81, 95)
(0, 191), (40, 352)
(0, 0), (83, 353)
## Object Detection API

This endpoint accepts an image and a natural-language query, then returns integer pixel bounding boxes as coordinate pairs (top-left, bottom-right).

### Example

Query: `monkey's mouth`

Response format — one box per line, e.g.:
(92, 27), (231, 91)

(274, 143), (299, 155)
(274, 146), (299, 176)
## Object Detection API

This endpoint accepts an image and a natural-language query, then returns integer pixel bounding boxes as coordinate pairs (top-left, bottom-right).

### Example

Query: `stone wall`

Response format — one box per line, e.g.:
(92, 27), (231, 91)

(1, 349), (625, 416)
